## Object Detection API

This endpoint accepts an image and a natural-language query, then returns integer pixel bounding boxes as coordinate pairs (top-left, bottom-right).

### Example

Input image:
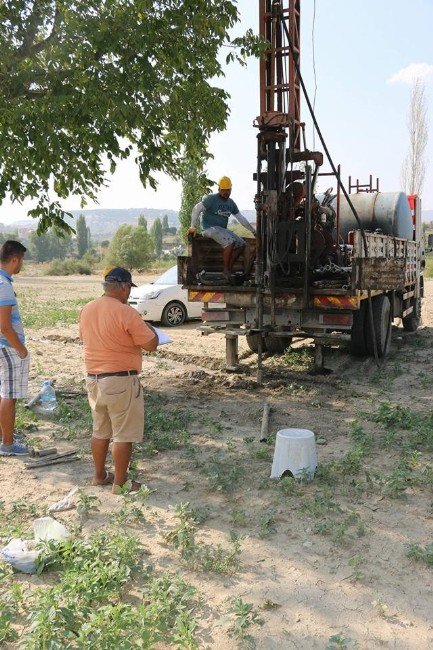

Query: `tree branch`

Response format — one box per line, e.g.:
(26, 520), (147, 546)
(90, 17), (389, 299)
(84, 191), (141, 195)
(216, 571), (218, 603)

(16, 1), (61, 60)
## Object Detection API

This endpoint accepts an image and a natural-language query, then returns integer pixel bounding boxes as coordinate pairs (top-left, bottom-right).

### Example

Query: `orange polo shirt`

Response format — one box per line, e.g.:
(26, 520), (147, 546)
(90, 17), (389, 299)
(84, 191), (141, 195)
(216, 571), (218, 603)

(79, 296), (157, 374)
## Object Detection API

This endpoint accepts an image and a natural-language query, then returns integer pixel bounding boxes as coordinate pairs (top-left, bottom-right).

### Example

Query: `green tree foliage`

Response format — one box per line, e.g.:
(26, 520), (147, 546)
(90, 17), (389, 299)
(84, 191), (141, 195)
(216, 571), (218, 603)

(178, 167), (211, 241)
(45, 259), (92, 275)
(138, 215), (147, 232)
(106, 225), (153, 271)
(162, 214), (169, 234)
(0, 2), (264, 232)
(150, 218), (163, 258)
(0, 231), (19, 245)
(81, 248), (99, 267)
(76, 214), (90, 258)
(29, 229), (72, 262)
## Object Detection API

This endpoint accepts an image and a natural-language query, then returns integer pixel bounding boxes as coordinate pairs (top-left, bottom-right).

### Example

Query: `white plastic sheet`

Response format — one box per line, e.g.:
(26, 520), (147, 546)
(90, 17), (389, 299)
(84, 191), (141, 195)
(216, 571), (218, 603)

(47, 487), (78, 514)
(0, 539), (39, 574)
(0, 516), (71, 574)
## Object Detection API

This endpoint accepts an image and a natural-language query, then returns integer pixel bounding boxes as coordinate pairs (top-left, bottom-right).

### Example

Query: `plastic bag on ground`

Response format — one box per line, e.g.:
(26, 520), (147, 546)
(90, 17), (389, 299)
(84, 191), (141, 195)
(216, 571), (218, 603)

(47, 487), (78, 514)
(33, 516), (71, 542)
(0, 539), (39, 574)
(1, 517), (71, 574)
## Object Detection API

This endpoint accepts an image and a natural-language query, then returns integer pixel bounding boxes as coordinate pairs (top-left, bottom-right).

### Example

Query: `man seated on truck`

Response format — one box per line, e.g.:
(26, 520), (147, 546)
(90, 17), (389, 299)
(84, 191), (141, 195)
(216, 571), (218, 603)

(187, 176), (256, 282)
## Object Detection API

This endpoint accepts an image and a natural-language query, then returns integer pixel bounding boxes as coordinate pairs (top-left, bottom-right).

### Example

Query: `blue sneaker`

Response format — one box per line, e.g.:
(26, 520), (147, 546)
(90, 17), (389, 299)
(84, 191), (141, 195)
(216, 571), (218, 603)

(0, 441), (29, 456)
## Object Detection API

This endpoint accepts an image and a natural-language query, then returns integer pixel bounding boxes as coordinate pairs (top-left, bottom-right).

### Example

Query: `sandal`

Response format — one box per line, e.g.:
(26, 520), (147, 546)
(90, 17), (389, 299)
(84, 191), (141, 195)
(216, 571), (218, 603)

(91, 470), (114, 486)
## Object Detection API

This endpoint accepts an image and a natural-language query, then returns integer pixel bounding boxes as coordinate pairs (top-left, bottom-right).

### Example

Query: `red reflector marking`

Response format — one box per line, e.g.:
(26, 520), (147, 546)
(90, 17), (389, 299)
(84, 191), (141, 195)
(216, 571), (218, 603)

(188, 291), (224, 303)
(321, 313), (352, 326)
(314, 296), (357, 309)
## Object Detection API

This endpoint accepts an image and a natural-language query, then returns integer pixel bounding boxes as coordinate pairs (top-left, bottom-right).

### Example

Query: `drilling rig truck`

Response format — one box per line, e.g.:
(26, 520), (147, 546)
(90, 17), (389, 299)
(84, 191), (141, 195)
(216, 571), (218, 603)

(178, 0), (424, 377)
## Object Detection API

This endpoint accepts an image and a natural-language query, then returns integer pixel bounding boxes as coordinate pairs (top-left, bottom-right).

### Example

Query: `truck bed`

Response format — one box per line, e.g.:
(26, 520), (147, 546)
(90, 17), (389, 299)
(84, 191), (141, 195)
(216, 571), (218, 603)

(179, 231), (419, 308)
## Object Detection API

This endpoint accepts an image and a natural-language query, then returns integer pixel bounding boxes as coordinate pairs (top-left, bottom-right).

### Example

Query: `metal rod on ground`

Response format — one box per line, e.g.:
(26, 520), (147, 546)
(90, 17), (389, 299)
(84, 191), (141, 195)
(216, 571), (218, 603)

(303, 165), (312, 306)
(25, 455), (80, 469)
(25, 449), (79, 465)
(259, 402), (271, 442)
(255, 142), (265, 386)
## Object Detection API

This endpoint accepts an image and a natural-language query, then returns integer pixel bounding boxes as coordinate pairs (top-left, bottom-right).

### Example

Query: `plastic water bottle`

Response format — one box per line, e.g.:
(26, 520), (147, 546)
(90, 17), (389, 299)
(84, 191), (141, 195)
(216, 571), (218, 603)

(39, 381), (57, 413)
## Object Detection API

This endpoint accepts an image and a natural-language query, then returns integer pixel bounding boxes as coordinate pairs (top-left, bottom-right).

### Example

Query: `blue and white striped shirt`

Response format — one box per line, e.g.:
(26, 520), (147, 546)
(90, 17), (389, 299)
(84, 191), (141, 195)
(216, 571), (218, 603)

(0, 269), (25, 347)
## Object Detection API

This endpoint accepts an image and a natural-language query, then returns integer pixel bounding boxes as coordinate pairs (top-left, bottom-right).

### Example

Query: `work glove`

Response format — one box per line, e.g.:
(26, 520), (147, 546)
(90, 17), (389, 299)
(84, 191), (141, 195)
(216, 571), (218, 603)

(187, 227), (197, 236)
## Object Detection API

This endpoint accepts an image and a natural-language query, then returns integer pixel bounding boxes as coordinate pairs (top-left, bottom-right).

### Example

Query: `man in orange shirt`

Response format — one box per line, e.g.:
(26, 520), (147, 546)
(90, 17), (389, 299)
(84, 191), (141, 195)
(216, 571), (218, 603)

(79, 266), (158, 493)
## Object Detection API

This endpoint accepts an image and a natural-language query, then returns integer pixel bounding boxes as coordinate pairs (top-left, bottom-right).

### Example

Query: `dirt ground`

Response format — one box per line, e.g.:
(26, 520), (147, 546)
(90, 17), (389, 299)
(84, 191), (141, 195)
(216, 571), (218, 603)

(2, 273), (433, 649)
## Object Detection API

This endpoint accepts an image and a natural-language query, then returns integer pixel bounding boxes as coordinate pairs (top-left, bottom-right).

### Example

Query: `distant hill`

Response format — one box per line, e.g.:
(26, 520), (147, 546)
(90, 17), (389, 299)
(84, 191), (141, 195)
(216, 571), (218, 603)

(0, 208), (180, 239)
(69, 208), (180, 238)
(0, 207), (257, 239)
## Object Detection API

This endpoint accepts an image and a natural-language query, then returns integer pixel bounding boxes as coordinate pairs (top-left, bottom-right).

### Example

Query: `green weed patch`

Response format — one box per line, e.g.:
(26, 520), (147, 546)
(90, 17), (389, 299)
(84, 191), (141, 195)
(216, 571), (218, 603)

(406, 542), (433, 568)
(202, 456), (244, 492)
(21, 531), (199, 649)
(0, 499), (42, 544)
(227, 597), (263, 645)
(165, 503), (243, 575)
(371, 401), (433, 451)
(20, 294), (93, 328)
(140, 396), (191, 455)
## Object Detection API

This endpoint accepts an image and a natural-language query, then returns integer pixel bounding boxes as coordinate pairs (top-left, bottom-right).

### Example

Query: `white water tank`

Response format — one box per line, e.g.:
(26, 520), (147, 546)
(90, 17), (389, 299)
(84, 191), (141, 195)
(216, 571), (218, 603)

(336, 192), (413, 242)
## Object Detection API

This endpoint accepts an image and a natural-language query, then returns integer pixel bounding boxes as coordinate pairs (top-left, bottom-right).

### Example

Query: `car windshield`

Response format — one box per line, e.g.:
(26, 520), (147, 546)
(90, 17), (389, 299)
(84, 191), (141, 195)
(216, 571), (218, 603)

(154, 266), (178, 285)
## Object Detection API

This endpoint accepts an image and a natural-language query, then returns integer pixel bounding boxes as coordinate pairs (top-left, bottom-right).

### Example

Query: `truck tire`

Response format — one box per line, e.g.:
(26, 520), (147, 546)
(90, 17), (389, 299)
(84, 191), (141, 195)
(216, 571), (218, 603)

(402, 297), (421, 332)
(246, 333), (265, 352)
(350, 300), (368, 356)
(265, 335), (292, 355)
(161, 301), (187, 327)
(365, 295), (392, 358)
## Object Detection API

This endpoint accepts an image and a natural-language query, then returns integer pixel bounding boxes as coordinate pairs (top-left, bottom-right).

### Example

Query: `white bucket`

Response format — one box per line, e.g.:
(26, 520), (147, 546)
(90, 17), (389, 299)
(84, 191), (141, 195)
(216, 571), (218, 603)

(271, 428), (317, 479)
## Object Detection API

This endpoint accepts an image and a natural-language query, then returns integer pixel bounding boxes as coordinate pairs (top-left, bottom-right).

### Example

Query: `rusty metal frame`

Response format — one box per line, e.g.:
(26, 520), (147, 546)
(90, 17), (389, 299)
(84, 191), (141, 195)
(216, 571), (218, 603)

(258, 0), (300, 151)
(348, 175), (380, 194)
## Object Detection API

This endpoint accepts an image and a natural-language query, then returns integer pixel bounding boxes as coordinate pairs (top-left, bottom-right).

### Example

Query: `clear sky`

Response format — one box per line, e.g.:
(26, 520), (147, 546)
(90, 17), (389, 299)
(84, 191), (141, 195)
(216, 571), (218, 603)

(1, 0), (432, 224)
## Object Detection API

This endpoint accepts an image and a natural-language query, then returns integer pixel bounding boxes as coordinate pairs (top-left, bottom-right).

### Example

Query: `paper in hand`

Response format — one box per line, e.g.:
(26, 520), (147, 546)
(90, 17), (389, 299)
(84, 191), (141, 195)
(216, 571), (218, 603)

(153, 326), (172, 346)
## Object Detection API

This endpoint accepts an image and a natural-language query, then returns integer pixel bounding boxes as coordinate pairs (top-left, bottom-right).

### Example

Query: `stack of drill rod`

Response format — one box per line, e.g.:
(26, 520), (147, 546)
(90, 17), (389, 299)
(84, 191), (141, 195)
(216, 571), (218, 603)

(24, 448), (80, 469)
(312, 263), (351, 289)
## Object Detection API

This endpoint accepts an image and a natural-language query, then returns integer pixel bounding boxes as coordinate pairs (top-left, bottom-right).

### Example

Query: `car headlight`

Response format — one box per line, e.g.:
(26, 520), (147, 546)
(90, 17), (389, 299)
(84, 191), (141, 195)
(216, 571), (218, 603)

(140, 290), (161, 300)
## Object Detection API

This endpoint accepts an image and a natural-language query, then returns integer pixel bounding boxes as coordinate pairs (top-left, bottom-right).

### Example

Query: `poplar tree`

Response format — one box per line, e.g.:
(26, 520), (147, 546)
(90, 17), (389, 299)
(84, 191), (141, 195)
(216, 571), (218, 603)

(401, 78), (429, 196)
(76, 214), (89, 258)
(151, 218), (163, 258)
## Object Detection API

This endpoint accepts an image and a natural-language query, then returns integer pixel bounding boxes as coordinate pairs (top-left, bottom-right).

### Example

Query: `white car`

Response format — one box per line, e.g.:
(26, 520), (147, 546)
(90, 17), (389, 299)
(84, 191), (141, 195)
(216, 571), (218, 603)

(128, 265), (202, 326)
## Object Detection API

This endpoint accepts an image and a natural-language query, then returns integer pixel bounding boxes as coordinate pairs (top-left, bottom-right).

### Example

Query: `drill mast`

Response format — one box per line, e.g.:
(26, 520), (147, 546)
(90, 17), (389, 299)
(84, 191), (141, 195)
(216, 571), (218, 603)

(258, 0), (301, 154)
